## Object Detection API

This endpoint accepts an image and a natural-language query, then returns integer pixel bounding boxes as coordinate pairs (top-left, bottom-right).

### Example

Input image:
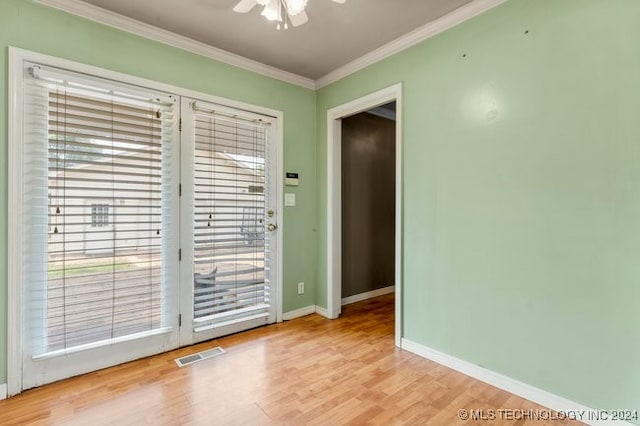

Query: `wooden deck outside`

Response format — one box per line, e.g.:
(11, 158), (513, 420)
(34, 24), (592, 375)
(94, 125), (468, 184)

(45, 257), (265, 352)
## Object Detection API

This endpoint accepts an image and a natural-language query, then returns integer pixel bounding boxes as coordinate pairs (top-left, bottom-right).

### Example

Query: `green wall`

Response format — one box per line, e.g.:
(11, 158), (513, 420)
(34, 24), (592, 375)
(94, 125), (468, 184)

(317, 0), (639, 416)
(0, 0), (317, 383)
(2, 0), (638, 418)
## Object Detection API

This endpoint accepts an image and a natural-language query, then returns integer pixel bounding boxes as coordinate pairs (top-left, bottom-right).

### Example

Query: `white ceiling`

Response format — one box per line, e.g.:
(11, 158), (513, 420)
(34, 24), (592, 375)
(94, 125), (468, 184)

(79, 0), (473, 80)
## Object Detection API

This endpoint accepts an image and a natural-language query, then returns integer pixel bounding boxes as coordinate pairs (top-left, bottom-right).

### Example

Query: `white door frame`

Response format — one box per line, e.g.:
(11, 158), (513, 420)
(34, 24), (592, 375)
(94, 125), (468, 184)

(326, 83), (403, 347)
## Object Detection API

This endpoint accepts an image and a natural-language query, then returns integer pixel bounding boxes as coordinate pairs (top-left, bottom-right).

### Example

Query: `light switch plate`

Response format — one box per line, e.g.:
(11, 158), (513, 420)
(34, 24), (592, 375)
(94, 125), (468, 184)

(285, 193), (296, 207)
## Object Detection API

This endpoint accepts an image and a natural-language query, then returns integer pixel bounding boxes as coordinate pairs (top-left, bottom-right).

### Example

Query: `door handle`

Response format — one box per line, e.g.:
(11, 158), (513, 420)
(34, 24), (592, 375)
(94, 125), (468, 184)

(267, 223), (278, 232)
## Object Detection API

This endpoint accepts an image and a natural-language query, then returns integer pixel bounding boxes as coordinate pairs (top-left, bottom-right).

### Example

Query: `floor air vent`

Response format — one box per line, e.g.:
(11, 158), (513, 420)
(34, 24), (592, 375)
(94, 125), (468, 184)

(175, 347), (225, 367)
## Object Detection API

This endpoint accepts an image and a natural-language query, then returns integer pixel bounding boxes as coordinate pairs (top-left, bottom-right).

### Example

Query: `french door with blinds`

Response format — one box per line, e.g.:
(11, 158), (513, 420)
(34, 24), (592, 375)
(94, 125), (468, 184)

(179, 98), (278, 345)
(18, 62), (181, 390)
(12, 51), (280, 392)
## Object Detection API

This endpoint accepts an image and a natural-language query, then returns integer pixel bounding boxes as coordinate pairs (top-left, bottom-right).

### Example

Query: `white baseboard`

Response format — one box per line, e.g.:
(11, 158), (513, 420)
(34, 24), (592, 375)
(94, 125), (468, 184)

(0, 383), (7, 400)
(401, 339), (634, 426)
(341, 285), (395, 306)
(314, 305), (332, 319)
(282, 305), (336, 321)
(282, 305), (316, 321)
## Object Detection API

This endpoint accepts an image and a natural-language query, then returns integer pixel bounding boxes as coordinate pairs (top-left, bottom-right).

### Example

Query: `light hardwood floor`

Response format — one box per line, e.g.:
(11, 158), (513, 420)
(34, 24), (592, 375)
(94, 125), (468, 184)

(0, 294), (581, 425)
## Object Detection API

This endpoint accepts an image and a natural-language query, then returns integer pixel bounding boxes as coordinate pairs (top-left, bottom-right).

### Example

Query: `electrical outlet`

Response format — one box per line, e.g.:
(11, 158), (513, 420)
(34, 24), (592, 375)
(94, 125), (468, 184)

(297, 282), (304, 295)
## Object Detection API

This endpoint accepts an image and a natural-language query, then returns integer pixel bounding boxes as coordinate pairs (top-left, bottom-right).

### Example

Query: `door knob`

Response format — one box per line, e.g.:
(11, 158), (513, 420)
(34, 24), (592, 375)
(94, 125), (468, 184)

(267, 223), (277, 232)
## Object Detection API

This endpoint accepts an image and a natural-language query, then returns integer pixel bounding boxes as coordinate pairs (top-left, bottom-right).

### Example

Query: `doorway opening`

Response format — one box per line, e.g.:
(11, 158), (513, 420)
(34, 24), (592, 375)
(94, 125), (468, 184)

(341, 102), (396, 307)
(326, 84), (402, 347)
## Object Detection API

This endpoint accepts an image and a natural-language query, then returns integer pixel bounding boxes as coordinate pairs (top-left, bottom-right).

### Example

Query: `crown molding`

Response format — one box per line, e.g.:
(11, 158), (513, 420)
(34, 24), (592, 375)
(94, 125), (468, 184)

(34, 0), (506, 91)
(34, 0), (317, 90)
(315, 0), (507, 89)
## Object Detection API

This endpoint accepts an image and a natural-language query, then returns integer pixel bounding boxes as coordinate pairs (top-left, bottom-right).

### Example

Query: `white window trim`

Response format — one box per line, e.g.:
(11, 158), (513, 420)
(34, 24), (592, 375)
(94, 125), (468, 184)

(7, 46), (284, 396)
(326, 83), (403, 348)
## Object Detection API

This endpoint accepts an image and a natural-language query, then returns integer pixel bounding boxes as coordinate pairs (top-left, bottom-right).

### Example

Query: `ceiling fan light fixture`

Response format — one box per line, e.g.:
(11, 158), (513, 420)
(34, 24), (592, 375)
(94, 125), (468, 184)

(285, 0), (308, 16)
(261, 0), (280, 21)
(233, 0), (345, 29)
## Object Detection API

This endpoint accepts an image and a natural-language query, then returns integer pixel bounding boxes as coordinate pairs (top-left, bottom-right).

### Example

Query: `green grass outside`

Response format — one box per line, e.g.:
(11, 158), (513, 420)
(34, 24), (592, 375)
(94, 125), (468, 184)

(48, 260), (138, 279)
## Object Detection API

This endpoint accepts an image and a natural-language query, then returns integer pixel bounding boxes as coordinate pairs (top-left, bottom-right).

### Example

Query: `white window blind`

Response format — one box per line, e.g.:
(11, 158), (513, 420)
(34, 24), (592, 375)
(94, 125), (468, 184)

(22, 64), (178, 356)
(191, 105), (272, 330)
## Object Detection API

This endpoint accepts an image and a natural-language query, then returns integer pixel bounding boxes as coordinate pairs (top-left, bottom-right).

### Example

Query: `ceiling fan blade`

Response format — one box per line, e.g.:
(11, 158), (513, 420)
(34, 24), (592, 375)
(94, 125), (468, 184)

(233, 0), (258, 13)
(289, 10), (309, 27)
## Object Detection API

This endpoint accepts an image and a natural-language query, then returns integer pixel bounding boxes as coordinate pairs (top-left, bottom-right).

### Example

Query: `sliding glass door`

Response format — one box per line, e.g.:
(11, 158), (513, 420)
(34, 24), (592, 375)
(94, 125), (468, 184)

(179, 98), (279, 345)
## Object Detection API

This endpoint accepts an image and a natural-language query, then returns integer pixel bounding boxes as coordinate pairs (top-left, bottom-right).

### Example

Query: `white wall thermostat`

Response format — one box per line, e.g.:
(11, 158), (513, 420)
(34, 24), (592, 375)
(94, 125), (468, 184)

(285, 172), (299, 186)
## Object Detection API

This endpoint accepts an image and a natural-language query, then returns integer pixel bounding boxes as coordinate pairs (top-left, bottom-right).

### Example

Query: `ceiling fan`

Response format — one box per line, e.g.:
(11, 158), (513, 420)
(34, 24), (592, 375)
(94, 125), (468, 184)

(233, 0), (346, 30)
